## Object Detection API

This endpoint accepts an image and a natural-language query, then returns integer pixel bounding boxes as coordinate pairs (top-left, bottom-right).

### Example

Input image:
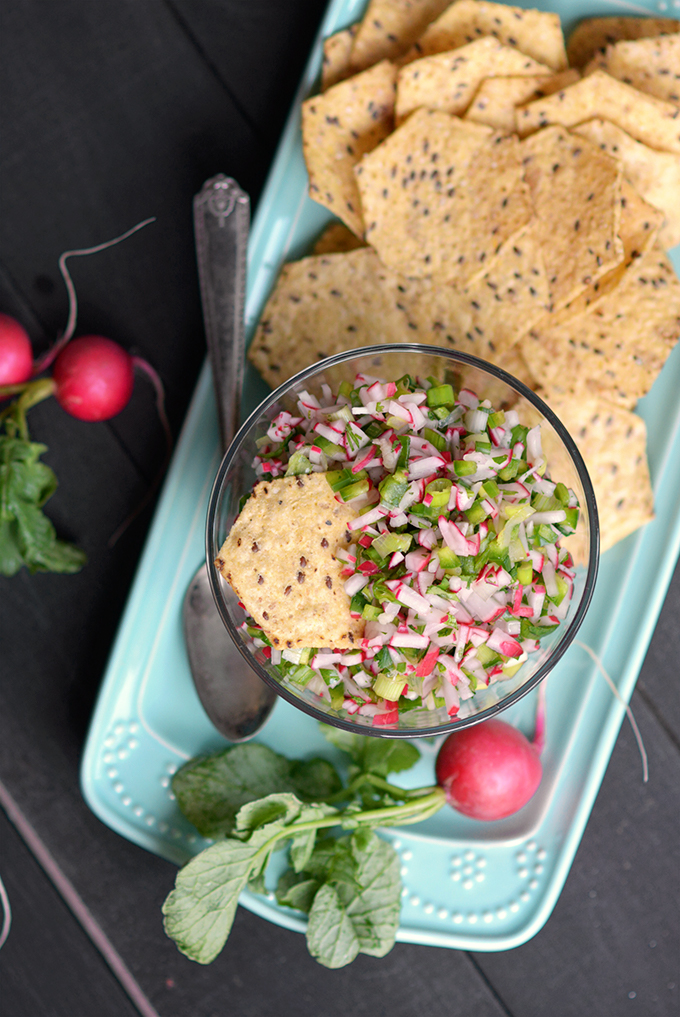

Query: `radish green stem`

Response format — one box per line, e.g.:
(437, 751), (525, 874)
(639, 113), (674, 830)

(0, 378), (55, 440)
(324, 772), (439, 805)
(33, 217), (156, 375)
(223, 788), (446, 874)
(575, 639), (649, 783)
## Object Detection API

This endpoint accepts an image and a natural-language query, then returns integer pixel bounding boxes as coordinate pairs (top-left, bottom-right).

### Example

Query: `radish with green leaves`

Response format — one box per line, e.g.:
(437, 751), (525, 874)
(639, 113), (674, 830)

(0, 216), (171, 573)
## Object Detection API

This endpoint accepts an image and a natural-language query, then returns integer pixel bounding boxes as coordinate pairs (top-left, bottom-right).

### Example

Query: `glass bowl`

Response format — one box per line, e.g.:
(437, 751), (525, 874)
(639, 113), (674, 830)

(206, 344), (599, 739)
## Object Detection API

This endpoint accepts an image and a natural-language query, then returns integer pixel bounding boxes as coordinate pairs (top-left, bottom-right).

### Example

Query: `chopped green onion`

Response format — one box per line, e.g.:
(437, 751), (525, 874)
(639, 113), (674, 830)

(373, 673), (408, 700)
(555, 482), (570, 505)
(465, 500), (488, 525)
(315, 435), (345, 457)
(426, 383), (455, 408)
(437, 546), (460, 569)
(425, 478), (452, 508)
(511, 424), (529, 445)
(476, 643), (501, 666)
(372, 531), (412, 558)
(516, 561), (533, 585)
(285, 451), (313, 476)
(339, 478), (370, 501)
(424, 426), (447, 451)
(378, 468), (409, 506)
(362, 603), (383, 621)
(286, 663), (316, 687)
(396, 435), (410, 469)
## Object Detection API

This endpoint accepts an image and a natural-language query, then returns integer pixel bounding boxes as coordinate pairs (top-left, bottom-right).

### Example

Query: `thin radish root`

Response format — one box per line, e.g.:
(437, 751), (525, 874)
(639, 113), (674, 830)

(132, 356), (172, 459)
(106, 356), (173, 548)
(33, 216), (156, 375)
(532, 678), (547, 757)
(575, 640), (649, 783)
(0, 870), (11, 952)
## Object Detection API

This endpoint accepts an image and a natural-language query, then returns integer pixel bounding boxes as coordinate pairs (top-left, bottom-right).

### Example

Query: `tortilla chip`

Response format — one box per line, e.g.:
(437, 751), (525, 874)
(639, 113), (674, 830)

(458, 222), (550, 354)
(493, 344), (537, 388)
(395, 38), (552, 121)
(516, 70), (680, 155)
(321, 26), (358, 91)
(537, 396), (654, 558)
(613, 179), (663, 262)
(215, 474), (362, 650)
(465, 70), (580, 132)
(519, 243), (680, 409)
(520, 126), (624, 311)
(302, 60), (397, 236)
(248, 249), (416, 386)
(349, 0), (451, 71)
(405, 0), (567, 72)
(355, 108), (532, 286)
(538, 179), (664, 327)
(573, 118), (680, 250)
(313, 222), (367, 255)
(248, 245), (540, 394)
(583, 34), (680, 109)
(566, 16), (680, 69)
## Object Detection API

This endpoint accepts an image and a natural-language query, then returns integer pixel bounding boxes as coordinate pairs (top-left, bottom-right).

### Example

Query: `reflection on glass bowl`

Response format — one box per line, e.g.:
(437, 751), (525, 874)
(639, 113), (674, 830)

(207, 344), (599, 739)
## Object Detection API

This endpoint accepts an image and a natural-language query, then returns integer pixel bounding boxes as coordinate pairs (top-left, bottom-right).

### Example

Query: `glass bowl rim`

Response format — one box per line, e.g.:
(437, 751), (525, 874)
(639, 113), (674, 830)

(206, 343), (600, 739)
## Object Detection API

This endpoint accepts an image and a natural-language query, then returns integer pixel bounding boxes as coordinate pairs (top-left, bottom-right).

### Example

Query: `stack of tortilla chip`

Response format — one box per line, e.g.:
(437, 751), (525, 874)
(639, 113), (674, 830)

(248, 1), (680, 558)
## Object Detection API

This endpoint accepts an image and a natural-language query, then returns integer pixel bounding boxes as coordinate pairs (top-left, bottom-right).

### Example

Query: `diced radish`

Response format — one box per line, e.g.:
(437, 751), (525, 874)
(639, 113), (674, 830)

(395, 583), (431, 614)
(344, 573), (370, 597)
(486, 628), (523, 658)
(415, 647), (440, 677)
(405, 548), (430, 572)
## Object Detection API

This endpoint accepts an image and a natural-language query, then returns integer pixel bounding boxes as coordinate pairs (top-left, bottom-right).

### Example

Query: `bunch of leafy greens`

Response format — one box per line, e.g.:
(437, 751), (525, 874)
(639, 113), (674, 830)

(162, 728), (445, 969)
(0, 380), (86, 576)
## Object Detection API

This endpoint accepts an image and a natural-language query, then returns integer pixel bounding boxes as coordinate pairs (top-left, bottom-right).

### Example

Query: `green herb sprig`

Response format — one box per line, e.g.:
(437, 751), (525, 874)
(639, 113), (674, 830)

(162, 730), (445, 969)
(0, 379), (85, 576)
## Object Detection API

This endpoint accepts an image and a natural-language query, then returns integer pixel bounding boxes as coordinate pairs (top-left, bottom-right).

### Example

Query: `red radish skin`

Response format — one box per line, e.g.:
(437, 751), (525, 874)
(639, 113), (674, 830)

(53, 335), (134, 422)
(435, 719), (543, 821)
(0, 314), (33, 386)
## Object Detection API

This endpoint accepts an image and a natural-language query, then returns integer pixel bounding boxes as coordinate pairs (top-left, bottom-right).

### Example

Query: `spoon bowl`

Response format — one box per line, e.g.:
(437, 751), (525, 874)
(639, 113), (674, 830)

(183, 175), (276, 742)
(183, 566), (276, 740)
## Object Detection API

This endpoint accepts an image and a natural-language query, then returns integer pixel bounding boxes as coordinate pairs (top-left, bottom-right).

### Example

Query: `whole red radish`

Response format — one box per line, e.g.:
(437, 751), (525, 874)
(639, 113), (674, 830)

(435, 718), (542, 821)
(53, 334), (134, 421)
(0, 313), (33, 386)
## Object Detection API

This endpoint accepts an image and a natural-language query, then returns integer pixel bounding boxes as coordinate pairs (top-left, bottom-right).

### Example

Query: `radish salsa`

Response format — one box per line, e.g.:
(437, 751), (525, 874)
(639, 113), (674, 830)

(239, 372), (579, 728)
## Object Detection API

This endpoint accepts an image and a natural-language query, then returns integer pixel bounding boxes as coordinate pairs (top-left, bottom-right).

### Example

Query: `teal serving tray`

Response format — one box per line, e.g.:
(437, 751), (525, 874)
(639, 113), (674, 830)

(81, 0), (680, 951)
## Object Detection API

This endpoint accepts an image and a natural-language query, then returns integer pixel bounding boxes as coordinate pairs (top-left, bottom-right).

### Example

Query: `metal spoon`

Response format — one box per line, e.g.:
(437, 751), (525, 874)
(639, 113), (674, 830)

(183, 175), (277, 741)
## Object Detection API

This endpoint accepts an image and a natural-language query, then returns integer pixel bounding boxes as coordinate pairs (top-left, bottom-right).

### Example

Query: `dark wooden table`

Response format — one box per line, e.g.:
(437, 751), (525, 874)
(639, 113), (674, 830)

(0, 3), (678, 1015)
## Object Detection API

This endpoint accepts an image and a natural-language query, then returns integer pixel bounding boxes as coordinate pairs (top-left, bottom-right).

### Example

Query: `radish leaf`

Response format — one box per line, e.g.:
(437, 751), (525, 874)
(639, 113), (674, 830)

(162, 839), (261, 964)
(306, 831), (401, 967)
(322, 727), (420, 777)
(0, 434), (86, 576)
(172, 743), (342, 839)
